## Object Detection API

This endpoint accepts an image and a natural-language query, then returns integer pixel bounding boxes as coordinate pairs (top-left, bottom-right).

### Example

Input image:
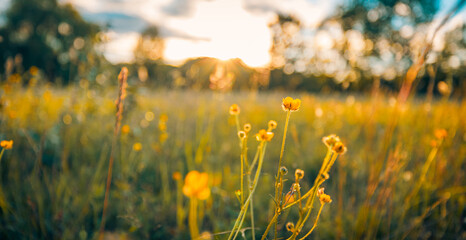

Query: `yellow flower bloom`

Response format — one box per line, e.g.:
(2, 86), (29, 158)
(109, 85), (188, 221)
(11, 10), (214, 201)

(282, 97), (301, 112)
(159, 114), (168, 122)
(133, 142), (142, 151)
(183, 171), (211, 200)
(229, 104), (240, 115)
(319, 193), (332, 204)
(268, 120), (277, 130)
(434, 129), (447, 140)
(0, 140), (13, 150)
(121, 125), (130, 134)
(322, 134), (341, 148)
(255, 129), (274, 142)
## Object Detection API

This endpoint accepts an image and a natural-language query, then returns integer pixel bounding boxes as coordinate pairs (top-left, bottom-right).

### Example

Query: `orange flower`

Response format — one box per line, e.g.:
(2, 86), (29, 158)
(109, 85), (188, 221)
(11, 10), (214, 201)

(173, 171), (182, 181)
(255, 129), (274, 142)
(229, 104), (240, 115)
(434, 129), (447, 140)
(282, 97), (301, 112)
(121, 125), (130, 134)
(284, 191), (295, 204)
(183, 171), (211, 200)
(0, 140), (13, 150)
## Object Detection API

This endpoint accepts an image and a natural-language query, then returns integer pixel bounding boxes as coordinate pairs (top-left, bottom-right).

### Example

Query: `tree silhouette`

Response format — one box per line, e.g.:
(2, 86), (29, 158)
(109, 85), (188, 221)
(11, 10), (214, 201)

(0, 0), (102, 83)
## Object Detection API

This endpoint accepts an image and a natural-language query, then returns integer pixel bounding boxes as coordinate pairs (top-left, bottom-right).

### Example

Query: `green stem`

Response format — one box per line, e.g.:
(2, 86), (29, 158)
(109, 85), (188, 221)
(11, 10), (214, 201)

(0, 149), (4, 163)
(228, 142), (268, 240)
(272, 110), (291, 238)
(250, 196), (256, 240)
(298, 203), (325, 240)
(261, 213), (279, 240)
(189, 198), (200, 239)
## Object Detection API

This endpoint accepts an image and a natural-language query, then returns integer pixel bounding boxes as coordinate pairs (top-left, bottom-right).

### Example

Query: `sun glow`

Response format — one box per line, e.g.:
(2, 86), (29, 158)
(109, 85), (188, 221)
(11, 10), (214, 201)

(163, 0), (272, 67)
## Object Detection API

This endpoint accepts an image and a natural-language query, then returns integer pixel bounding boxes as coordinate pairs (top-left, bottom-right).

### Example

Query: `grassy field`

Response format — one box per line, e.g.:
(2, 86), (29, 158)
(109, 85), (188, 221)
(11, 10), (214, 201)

(0, 80), (465, 239)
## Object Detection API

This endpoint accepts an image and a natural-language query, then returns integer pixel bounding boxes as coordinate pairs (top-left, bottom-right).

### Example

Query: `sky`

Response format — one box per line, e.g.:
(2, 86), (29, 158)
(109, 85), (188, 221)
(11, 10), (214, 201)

(0, 0), (464, 67)
(64, 0), (341, 67)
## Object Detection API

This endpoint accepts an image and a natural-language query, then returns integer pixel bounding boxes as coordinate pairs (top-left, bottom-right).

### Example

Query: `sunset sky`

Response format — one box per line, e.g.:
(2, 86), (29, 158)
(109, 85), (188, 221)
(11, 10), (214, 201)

(0, 0), (464, 67)
(65, 0), (342, 67)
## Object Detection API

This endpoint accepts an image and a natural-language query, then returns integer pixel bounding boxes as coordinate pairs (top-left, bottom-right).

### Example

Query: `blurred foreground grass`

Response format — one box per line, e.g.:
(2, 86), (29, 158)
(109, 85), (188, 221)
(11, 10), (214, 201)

(0, 82), (465, 239)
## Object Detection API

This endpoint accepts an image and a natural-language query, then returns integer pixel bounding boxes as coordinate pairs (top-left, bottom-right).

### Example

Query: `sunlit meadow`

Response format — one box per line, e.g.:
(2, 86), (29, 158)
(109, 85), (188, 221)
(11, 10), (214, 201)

(0, 0), (466, 239)
(0, 70), (464, 239)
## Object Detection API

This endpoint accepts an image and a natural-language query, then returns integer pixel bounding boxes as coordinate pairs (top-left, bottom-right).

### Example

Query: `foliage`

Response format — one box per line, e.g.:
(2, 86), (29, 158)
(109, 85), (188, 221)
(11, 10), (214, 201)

(0, 0), (105, 84)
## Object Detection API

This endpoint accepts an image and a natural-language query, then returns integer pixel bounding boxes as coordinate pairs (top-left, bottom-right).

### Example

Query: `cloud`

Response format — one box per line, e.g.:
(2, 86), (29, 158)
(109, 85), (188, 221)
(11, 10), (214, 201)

(243, 0), (342, 27)
(162, 0), (200, 17)
(79, 9), (150, 33)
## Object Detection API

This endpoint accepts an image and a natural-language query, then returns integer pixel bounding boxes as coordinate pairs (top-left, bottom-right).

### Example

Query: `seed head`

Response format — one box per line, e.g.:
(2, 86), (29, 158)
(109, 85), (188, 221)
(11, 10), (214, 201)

(282, 97), (301, 112)
(292, 183), (301, 192)
(280, 166), (288, 175)
(295, 169), (304, 181)
(243, 123), (252, 133)
(238, 131), (247, 139)
(332, 141), (347, 155)
(229, 104), (240, 115)
(286, 222), (295, 232)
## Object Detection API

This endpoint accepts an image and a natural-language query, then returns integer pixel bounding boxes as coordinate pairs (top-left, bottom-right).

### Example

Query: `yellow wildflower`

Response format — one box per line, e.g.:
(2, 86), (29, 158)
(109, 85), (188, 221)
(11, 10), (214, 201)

(434, 129), (447, 140)
(282, 97), (301, 112)
(319, 193), (332, 204)
(0, 140), (13, 149)
(121, 125), (130, 134)
(229, 104), (240, 115)
(183, 171), (211, 200)
(133, 142), (142, 151)
(255, 129), (274, 142)
(322, 134), (341, 148)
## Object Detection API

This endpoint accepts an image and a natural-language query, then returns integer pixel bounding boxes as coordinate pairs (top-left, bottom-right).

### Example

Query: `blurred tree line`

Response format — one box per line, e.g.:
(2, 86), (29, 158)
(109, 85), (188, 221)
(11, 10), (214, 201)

(0, 0), (112, 85)
(267, 0), (465, 97)
(0, 0), (464, 96)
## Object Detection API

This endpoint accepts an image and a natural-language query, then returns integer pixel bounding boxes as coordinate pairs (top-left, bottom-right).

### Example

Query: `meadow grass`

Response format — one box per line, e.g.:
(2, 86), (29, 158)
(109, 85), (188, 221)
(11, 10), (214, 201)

(0, 80), (465, 239)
